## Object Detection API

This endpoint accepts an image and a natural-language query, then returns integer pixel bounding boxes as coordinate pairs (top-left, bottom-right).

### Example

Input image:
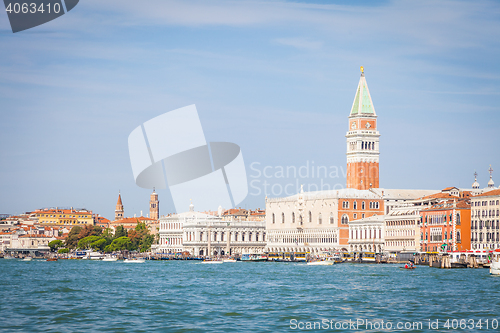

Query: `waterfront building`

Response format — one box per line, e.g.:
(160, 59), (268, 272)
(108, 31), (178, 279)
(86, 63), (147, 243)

(419, 199), (471, 252)
(35, 208), (93, 227)
(94, 215), (111, 229)
(155, 203), (266, 256)
(384, 205), (420, 253)
(348, 214), (384, 252)
(110, 216), (156, 233)
(470, 188), (500, 250)
(266, 186), (384, 253)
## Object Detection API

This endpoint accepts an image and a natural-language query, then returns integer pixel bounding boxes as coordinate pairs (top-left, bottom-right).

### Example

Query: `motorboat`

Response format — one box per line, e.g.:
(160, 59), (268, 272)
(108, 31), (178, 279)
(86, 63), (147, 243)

(223, 258), (237, 263)
(307, 258), (334, 266)
(490, 250), (500, 275)
(200, 259), (223, 264)
(102, 255), (118, 262)
(124, 258), (145, 263)
(22, 257), (33, 261)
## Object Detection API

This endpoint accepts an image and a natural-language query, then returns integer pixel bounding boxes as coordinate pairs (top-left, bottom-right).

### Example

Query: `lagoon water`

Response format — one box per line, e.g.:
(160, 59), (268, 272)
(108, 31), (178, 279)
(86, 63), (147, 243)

(1, 260), (500, 332)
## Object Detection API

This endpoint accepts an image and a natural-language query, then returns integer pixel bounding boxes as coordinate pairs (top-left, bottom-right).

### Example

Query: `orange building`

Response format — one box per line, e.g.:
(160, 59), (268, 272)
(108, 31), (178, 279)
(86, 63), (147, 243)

(420, 199), (471, 252)
(337, 197), (384, 246)
(346, 67), (380, 190)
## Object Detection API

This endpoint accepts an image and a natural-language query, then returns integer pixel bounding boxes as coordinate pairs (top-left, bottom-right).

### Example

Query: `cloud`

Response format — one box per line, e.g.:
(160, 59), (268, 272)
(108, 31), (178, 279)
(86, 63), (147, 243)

(275, 37), (323, 50)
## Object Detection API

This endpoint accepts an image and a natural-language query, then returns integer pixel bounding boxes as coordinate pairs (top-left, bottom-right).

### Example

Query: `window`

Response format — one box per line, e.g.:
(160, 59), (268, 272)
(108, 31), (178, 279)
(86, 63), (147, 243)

(235, 232), (238, 241)
(456, 213), (461, 225)
(272, 213), (275, 224)
(330, 213), (334, 224)
(309, 211), (312, 223)
(282, 213), (285, 223)
(318, 213), (322, 224)
(292, 212), (295, 223)
(362, 202), (365, 210)
(353, 201), (357, 210)
(341, 215), (348, 224)
(353, 213), (357, 219)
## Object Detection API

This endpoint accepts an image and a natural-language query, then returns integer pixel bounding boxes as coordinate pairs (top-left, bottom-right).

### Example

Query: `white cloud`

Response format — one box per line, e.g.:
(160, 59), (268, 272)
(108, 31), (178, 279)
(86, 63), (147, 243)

(275, 37), (323, 50)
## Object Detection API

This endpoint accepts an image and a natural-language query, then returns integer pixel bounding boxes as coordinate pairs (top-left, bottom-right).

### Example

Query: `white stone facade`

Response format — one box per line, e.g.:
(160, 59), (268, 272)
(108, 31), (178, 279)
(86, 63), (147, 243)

(384, 206), (420, 253)
(265, 188), (383, 253)
(471, 189), (500, 250)
(348, 215), (384, 253)
(156, 207), (266, 256)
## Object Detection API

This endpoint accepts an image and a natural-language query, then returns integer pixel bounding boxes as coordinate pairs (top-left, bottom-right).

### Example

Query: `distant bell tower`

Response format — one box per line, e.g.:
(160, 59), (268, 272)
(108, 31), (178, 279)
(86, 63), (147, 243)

(115, 192), (124, 220)
(346, 67), (380, 190)
(149, 188), (159, 220)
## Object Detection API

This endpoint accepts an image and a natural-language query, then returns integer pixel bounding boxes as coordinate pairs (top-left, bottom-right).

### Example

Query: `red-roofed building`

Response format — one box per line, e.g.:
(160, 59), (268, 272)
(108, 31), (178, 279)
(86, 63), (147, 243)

(419, 199), (471, 252)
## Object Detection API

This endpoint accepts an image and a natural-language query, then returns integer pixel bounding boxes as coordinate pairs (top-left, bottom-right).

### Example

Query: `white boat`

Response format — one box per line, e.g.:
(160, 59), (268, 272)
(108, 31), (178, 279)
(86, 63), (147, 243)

(3, 255), (15, 259)
(102, 255), (118, 262)
(223, 258), (237, 263)
(490, 250), (500, 275)
(22, 257), (33, 261)
(83, 251), (104, 260)
(200, 259), (223, 264)
(307, 258), (334, 266)
(124, 258), (145, 263)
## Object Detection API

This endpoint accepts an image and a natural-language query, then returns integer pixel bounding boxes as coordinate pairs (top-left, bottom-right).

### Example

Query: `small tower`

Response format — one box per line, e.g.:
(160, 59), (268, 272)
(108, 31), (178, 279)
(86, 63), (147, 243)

(115, 192), (124, 220)
(488, 165), (495, 188)
(472, 171), (480, 189)
(149, 188), (159, 220)
(346, 67), (380, 190)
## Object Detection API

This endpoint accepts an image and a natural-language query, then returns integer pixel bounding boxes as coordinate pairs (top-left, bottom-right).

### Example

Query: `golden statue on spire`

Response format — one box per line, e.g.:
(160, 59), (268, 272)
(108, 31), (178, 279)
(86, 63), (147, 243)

(360, 66), (364, 73)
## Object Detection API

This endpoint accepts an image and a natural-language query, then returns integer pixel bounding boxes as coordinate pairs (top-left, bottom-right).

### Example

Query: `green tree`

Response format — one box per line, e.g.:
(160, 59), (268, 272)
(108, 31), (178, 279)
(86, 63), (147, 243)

(90, 238), (107, 251)
(78, 235), (101, 249)
(58, 248), (69, 254)
(110, 236), (131, 251)
(114, 225), (127, 239)
(103, 244), (114, 253)
(65, 226), (83, 249)
(48, 239), (63, 252)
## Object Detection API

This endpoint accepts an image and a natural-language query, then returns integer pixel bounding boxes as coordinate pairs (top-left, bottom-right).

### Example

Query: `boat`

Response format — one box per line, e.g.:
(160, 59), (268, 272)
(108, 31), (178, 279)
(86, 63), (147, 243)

(46, 258), (58, 262)
(490, 250), (500, 275)
(22, 257), (33, 261)
(306, 257), (334, 266)
(222, 258), (237, 263)
(200, 259), (223, 264)
(83, 251), (104, 260)
(124, 258), (145, 263)
(3, 255), (15, 259)
(241, 254), (268, 262)
(102, 255), (118, 262)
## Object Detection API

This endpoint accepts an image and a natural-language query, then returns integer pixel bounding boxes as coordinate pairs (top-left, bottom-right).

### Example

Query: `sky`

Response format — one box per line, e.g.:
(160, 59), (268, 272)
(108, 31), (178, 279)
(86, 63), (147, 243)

(1, 0), (499, 220)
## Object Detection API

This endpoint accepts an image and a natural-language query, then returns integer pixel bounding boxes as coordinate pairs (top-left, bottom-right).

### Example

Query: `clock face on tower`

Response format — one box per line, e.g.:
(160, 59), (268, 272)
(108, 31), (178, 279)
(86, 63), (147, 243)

(351, 122), (357, 129)
(365, 122), (371, 129)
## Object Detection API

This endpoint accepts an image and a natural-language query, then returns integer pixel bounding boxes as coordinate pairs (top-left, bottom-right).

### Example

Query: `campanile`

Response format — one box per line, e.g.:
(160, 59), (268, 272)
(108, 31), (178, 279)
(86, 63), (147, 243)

(346, 67), (380, 190)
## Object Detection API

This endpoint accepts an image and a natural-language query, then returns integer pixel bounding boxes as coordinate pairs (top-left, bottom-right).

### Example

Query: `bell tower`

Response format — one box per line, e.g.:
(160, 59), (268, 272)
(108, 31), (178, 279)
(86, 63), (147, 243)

(346, 67), (380, 190)
(149, 188), (159, 220)
(115, 192), (124, 220)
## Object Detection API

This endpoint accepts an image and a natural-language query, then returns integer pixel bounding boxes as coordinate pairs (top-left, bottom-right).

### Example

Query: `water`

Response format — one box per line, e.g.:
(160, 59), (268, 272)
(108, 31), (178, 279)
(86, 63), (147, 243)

(1, 260), (499, 332)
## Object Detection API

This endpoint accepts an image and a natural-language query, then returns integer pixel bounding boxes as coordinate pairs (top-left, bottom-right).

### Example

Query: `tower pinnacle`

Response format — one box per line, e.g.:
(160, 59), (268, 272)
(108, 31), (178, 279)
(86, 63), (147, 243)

(346, 68), (380, 190)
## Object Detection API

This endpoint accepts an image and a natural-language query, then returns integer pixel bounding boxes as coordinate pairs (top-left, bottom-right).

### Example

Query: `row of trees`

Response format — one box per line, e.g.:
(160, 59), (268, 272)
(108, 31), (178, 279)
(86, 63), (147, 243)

(49, 222), (156, 253)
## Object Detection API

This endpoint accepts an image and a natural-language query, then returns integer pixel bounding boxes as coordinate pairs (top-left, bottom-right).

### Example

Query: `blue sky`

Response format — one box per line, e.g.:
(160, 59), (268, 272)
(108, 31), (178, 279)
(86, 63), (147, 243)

(1, 0), (499, 219)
